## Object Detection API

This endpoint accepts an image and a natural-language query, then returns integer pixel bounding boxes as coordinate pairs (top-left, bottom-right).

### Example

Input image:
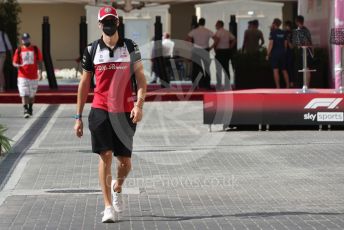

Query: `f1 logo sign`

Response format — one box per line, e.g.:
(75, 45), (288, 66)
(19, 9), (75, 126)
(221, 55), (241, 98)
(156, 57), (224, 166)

(305, 98), (343, 109)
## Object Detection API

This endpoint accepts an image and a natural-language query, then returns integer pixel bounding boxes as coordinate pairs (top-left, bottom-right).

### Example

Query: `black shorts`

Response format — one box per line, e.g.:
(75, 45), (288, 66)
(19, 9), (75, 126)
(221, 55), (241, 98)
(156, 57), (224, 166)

(270, 54), (286, 70)
(88, 108), (136, 157)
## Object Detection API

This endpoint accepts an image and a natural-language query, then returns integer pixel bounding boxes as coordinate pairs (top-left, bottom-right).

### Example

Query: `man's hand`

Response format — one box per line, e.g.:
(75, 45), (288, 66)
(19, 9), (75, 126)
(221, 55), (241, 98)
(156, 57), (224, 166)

(130, 106), (143, 124)
(74, 119), (83, 137)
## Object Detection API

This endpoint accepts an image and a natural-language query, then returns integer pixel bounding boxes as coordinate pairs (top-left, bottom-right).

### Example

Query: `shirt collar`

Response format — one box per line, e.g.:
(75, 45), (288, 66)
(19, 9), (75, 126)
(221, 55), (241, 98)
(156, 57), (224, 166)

(98, 36), (124, 50)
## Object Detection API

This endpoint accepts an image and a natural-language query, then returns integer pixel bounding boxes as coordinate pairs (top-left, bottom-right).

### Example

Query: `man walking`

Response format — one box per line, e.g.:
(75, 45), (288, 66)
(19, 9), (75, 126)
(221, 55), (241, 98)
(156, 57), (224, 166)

(74, 6), (147, 223)
(212, 20), (236, 90)
(12, 33), (42, 118)
(187, 18), (215, 89)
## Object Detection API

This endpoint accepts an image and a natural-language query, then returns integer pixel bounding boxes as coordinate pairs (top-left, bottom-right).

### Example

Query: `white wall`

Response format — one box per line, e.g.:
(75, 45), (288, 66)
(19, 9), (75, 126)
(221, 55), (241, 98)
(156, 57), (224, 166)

(195, 0), (284, 49)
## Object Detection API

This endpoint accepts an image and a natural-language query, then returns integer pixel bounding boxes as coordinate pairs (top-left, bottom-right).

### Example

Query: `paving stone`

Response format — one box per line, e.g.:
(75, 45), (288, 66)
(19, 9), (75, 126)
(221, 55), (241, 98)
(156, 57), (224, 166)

(0, 103), (343, 229)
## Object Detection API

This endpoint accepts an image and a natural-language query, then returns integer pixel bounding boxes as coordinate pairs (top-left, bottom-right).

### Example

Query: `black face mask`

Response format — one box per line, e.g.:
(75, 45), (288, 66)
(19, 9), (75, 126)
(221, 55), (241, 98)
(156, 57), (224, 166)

(24, 42), (31, 47)
(102, 19), (117, 36)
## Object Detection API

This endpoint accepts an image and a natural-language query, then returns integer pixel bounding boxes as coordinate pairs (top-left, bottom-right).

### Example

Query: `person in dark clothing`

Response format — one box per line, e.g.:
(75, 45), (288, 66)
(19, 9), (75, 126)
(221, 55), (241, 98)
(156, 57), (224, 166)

(284, 21), (295, 87)
(293, 15), (313, 87)
(266, 18), (290, 88)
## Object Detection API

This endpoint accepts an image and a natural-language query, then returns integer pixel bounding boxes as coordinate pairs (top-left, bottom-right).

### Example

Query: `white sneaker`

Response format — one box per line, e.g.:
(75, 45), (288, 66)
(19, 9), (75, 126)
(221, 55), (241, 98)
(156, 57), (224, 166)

(24, 110), (30, 119)
(111, 180), (123, 212)
(101, 207), (115, 223)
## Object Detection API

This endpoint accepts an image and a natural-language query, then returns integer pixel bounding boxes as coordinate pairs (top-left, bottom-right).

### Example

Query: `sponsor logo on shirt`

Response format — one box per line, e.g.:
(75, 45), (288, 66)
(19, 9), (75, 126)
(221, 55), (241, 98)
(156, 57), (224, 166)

(96, 63), (128, 71)
(21, 51), (35, 65)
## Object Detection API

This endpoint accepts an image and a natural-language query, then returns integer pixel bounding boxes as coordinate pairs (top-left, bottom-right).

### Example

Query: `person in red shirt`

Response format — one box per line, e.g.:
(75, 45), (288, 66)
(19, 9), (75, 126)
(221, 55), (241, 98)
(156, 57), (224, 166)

(12, 33), (43, 118)
(74, 6), (147, 223)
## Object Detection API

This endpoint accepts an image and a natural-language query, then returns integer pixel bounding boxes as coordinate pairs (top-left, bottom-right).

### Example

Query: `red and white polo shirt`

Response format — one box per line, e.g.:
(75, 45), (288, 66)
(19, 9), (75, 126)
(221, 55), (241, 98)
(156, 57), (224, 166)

(82, 37), (141, 113)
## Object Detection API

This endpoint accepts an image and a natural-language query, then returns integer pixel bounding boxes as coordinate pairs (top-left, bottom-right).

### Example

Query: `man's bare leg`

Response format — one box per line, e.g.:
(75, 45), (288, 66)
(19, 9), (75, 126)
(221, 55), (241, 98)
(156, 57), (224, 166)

(273, 69), (280, 88)
(99, 150), (113, 207)
(21, 96), (30, 105)
(113, 156), (132, 192)
(282, 70), (290, 88)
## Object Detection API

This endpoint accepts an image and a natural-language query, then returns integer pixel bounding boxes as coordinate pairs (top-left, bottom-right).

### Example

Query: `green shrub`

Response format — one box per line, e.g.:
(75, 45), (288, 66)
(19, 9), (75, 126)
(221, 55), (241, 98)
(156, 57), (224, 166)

(0, 124), (11, 156)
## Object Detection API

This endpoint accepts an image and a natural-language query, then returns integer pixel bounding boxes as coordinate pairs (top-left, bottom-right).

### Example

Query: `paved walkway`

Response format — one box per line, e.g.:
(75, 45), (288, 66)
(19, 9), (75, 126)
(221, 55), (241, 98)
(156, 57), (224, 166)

(0, 102), (344, 230)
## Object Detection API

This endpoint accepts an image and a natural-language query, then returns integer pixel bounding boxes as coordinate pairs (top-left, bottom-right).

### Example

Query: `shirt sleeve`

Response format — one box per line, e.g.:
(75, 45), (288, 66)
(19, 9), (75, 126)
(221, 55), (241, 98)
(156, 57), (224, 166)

(81, 46), (94, 72)
(269, 31), (274, 40)
(131, 40), (142, 63)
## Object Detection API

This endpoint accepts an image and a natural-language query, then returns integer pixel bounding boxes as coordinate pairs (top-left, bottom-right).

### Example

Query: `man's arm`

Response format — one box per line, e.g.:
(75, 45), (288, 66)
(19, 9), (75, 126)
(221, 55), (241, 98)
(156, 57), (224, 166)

(284, 40), (288, 50)
(36, 48), (44, 80)
(12, 49), (20, 67)
(260, 31), (265, 47)
(287, 34), (293, 49)
(74, 71), (91, 137)
(210, 35), (219, 50)
(131, 61), (147, 124)
(242, 31), (248, 51)
(266, 40), (273, 60)
(38, 62), (43, 80)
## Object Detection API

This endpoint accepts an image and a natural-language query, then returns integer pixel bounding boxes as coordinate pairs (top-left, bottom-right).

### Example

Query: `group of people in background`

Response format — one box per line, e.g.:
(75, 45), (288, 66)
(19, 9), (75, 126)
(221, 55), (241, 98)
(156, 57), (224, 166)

(151, 17), (237, 90)
(266, 15), (313, 89)
(187, 18), (236, 90)
(155, 15), (313, 90)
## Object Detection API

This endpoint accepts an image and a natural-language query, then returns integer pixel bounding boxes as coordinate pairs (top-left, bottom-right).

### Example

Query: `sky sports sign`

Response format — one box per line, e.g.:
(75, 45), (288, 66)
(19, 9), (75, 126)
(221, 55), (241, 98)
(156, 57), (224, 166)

(304, 98), (344, 122)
